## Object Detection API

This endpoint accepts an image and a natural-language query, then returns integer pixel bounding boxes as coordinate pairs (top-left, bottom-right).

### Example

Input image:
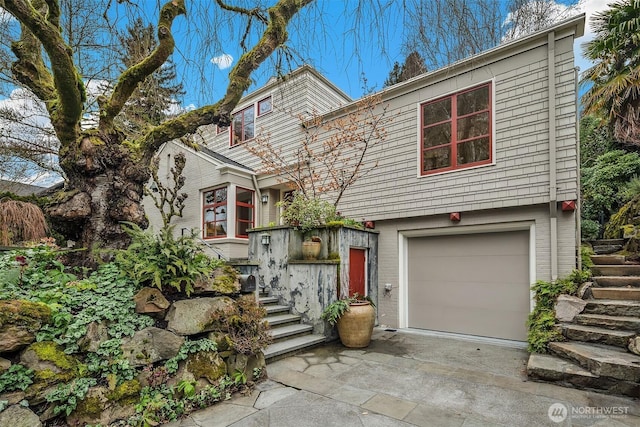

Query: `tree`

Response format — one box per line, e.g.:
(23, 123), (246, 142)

(244, 94), (393, 206)
(402, 0), (580, 70)
(581, 0), (640, 145)
(0, 0), (312, 264)
(383, 51), (427, 87)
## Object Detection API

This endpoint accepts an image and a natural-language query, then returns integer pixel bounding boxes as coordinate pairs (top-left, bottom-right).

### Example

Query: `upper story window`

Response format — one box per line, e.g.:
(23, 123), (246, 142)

(236, 187), (255, 238)
(257, 96), (272, 116)
(420, 83), (492, 175)
(231, 106), (255, 146)
(216, 125), (228, 134)
(203, 187), (227, 238)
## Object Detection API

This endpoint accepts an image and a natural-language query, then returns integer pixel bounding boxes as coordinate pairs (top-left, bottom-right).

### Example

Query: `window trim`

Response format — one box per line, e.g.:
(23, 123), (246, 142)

(418, 81), (495, 177)
(257, 96), (273, 117)
(235, 187), (255, 238)
(216, 124), (228, 135)
(202, 187), (228, 239)
(230, 105), (255, 147)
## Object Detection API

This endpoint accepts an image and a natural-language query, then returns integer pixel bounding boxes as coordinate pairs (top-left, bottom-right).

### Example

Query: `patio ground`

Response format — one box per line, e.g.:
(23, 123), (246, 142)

(164, 329), (640, 426)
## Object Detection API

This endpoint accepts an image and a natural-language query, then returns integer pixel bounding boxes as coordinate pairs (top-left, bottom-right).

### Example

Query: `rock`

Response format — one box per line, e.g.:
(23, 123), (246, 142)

(207, 331), (234, 351)
(0, 405), (42, 427)
(193, 266), (240, 295)
(577, 282), (593, 299)
(185, 351), (227, 383)
(165, 297), (235, 335)
(628, 336), (640, 356)
(78, 321), (109, 352)
(226, 352), (266, 379)
(554, 294), (587, 322)
(133, 287), (170, 317)
(65, 383), (139, 427)
(0, 357), (10, 372)
(0, 300), (51, 353)
(0, 391), (25, 405)
(121, 327), (184, 367)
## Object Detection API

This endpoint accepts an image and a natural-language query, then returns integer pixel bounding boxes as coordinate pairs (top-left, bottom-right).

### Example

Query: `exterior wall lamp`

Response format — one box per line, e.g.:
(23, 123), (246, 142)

(261, 233), (271, 245)
(449, 212), (462, 222)
(261, 194), (269, 204)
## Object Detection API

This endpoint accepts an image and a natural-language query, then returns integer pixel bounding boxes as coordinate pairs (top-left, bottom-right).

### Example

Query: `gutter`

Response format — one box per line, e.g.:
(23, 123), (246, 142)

(548, 32), (558, 281)
(575, 66), (582, 271)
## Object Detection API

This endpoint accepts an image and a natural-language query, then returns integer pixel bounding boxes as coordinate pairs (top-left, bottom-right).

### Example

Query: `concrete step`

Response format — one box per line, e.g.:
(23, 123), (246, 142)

(591, 287), (640, 301)
(549, 342), (640, 382)
(527, 353), (640, 397)
(558, 323), (635, 348)
(259, 296), (279, 305)
(590, 254), (626, 265)
(265, 313), (302, 327)
(593, 276), (640, 287)
(592, 245), (623, 255)
(575, 313), (640, 333)
(583, 299), (640, 318)
(591, 265), (640, 276)
(265, 304), (290, 315)
(264, 334), (326, 361)
(269, 323), (314, 341)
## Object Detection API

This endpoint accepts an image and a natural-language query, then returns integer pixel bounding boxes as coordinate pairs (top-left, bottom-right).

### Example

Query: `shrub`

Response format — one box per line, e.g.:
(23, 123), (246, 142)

(277, 193), (338, 233)
(115, 223), (215, 295)
(581, 219), (600, 241)
(209, 296), (271, 355)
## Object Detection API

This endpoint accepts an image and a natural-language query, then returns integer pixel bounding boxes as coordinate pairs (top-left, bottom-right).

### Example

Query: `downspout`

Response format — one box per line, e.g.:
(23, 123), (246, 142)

(548, 32), (558, 281)
(251, 174), (262, 226)
(574, 66), (582, 271)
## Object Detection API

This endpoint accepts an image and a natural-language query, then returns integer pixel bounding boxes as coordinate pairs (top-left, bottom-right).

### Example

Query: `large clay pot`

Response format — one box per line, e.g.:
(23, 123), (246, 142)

(336, 302), (375, 348)
(302, 241), (321, 260)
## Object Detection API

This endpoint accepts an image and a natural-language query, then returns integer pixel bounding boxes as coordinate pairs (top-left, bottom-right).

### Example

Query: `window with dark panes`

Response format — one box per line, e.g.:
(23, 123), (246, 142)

(420, 83), (492, 175)
(203, 187), (227, 238)
(257, 97), (272, 116)
(236, 188), (254, 238)
(231, 105), (255, 146)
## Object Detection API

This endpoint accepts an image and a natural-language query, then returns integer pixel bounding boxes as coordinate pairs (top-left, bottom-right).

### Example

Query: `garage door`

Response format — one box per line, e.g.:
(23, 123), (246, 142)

(407, 230), (530, 341)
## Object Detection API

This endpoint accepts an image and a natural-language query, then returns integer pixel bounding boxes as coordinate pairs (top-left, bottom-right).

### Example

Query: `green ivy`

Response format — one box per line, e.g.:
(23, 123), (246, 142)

(0, 364), (34, 393)
(45, 377), (97, 416)
(164, 339), (218, 374)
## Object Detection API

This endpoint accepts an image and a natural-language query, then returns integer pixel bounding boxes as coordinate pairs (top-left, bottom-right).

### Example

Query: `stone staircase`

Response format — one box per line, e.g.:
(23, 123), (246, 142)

(259, 291), (326, 361)
(527, 244), (640, 397)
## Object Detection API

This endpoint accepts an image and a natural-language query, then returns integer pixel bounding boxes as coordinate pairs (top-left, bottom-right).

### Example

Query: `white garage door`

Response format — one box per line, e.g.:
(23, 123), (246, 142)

(407, 230), (530, 341)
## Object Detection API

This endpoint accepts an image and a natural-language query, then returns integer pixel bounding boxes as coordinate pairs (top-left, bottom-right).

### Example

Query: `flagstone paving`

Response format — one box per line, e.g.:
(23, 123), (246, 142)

(164, 329), (640, 426)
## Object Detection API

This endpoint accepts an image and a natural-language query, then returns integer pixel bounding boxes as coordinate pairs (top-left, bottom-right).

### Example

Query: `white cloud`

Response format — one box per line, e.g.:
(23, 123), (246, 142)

(0, 8), (16, 25)
(210, 53), (234, 70)
(574, 0), (610, 73)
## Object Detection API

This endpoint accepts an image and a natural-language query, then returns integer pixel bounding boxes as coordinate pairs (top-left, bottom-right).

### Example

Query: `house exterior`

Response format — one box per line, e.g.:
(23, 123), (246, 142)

(146, 14), (585, 343)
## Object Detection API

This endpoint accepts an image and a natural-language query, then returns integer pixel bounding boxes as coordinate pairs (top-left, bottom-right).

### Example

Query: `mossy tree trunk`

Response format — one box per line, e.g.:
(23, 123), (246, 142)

(1, 0), (312, 263)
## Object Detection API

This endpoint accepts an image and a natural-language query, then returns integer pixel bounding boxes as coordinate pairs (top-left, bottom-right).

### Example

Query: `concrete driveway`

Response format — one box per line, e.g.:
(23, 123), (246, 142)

(165, 329), (640, 426)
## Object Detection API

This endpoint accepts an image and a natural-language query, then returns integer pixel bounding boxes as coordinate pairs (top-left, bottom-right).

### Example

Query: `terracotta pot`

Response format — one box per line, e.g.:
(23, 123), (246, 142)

(336, 302), (375, 348)
(302, 241), (321, 260)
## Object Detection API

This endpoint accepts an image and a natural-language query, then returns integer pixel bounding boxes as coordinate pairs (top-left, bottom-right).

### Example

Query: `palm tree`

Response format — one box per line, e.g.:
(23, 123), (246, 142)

(581, 0), (640, 145)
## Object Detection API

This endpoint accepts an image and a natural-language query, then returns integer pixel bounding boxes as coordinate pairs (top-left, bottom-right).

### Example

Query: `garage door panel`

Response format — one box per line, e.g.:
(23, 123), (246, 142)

(408, 230), (530, 341)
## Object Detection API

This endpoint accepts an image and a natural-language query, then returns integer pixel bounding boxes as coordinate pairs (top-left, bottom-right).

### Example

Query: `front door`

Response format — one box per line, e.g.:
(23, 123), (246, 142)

(349, 248), (367, 297)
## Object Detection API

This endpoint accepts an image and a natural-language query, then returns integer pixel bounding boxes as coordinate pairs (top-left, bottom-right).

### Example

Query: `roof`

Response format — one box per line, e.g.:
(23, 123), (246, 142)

(0, 179), (46, 197)
(198, 145), (254, 172)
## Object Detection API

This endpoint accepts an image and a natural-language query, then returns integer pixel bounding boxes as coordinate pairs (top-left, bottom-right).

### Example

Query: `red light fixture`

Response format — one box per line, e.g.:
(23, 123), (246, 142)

(450, 212), (461, 222)
(364, 221), (375, 229)
(561, 200), (576, 212)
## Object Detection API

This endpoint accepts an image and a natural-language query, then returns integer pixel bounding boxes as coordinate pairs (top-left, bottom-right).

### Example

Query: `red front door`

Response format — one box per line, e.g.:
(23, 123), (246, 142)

(349, 248), (366, 297)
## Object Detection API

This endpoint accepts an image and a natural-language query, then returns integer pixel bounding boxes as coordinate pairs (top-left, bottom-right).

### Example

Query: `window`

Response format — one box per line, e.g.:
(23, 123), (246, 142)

(420, 83), (492, 175)
(257, 97), (272, 116)
(231, 106), (255, 146)
(203, 187), (227, 238)
(236, 187), (254, 238)
(216, 125), (228, 134)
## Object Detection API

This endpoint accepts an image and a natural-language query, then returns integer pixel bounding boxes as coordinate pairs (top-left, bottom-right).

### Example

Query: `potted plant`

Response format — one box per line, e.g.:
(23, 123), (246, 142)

(302, 235), (322, 260)
(321, 294), (375, 348)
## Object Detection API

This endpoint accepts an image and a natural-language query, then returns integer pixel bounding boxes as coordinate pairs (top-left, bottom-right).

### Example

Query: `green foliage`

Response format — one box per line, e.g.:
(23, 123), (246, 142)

(579, 115), (617, 169)
(0, 245), (76, 292)
(604, 194), (640, 239)
(581, 150), (640, 225)
(164, 339), (218, 374)
(176, 380), (196, 398)
(581, 219), (601, 241)
(45, 377), (97, 416)
(581, 245), (594, 269)
(116, 223), (215, 295)
(209, 295), (271, 355)
(0, 364), (34, 393)
(321, 294), (375, 326)
(232, 369), (247, 385)
(277, 193), (338, 233)
(527, 271), (587, 353)
(252, 367), (263, 381)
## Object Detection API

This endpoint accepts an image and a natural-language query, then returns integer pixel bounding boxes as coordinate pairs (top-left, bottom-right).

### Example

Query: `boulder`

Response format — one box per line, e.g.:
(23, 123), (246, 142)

(226, 352), (266, 380)
(133, 287), (170, 317)
(78, 321), (109, 353)
(65, 381), (139, 427)
(0, 391), (25, 405)
(193, 266), (240, 295)
(628, 336), (640, 356)
(165, 297), (234, 335)
(168, 351), (227, 393)
(577, 282), (593, 299)
(554, 294), (587, 322)
(0, 405), (42, 427)
(0, 300), (51, 353)
(121, 327), (184, 367)
(0, 357), (11, 372)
